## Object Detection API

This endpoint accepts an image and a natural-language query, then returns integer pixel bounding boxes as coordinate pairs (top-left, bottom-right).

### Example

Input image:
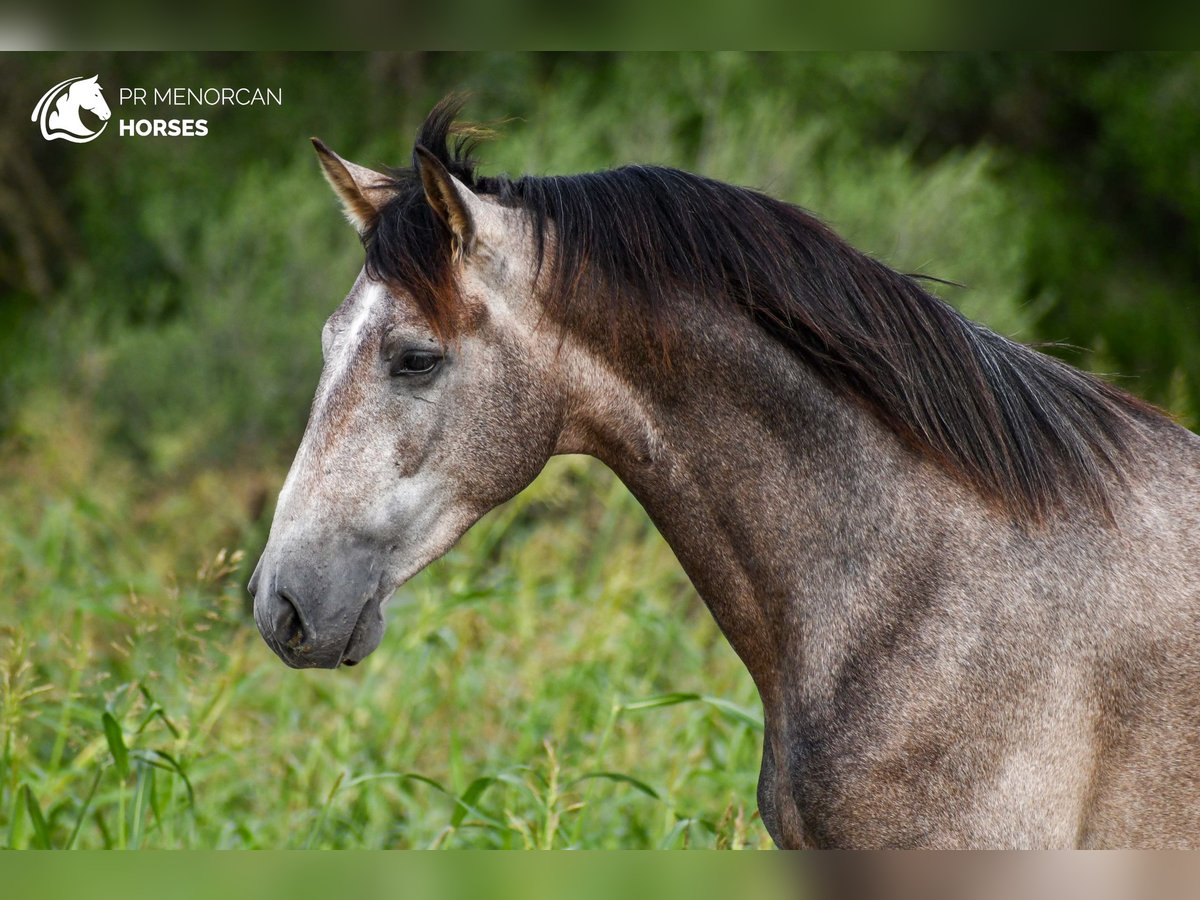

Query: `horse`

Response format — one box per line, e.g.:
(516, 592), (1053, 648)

(249, 97), (1200, 848)
(32, 75), (111, 142)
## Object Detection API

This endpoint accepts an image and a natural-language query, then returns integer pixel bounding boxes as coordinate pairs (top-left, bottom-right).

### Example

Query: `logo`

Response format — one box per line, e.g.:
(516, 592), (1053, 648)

(31, 75), (111, 143)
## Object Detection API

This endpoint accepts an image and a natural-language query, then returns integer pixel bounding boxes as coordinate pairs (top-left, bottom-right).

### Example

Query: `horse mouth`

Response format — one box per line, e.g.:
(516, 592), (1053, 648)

(339, 585), (389, 667)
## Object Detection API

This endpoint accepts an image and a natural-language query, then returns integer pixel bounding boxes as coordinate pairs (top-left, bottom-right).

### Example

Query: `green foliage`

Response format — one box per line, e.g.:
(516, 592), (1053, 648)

(1, 52), (1197, 848)
(894, 53), (1200, 424)
(0, 446), (768, 848)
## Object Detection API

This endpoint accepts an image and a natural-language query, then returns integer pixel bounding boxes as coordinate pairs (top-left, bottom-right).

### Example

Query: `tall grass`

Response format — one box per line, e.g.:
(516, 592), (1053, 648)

(1, 403), (767, 847)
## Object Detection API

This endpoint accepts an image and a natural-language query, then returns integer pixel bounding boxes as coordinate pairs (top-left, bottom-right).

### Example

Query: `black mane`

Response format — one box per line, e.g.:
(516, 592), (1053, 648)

(366, 97), (1162, 521)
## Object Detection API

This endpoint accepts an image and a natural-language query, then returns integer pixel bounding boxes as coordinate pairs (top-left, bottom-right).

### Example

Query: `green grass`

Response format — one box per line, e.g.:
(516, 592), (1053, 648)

(0, 399), (768, 847)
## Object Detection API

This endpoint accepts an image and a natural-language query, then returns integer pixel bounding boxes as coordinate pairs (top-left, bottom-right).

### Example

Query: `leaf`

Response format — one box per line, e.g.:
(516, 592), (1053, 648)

(102, 712), (129, 780)
(149, 765), (164, 823)
(493, 771), (536, 798)
(341, 771), (419, 790)
(620, 692), (701, 712)
(619, 692), (764, 731)
(699, 696), (764, 732)
(568, 771), (661, 800)
(135, 685), (181, 738)
(659, 817), (695, 849)
(400, 773), (449, 796)
(451, 776), (496, 828)
(131, 749), (194, 806)
(23, 785), (51, 849)
(303, 770), (346, 849)
(130, 766), (151, 849)
(370, 770), (505, 827)
(64, 772), (102, 849)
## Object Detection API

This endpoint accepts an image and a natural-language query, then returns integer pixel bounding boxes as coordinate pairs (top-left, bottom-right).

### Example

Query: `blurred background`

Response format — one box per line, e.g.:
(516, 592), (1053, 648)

(0, 52), (1197, 849)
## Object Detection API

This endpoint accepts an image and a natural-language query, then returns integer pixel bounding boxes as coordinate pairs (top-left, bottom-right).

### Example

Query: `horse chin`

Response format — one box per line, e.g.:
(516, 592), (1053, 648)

(338, 592), (388, 667)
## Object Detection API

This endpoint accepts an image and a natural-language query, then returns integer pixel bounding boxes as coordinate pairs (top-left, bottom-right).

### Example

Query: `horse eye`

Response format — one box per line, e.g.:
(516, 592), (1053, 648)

(390, 349), (442, 377)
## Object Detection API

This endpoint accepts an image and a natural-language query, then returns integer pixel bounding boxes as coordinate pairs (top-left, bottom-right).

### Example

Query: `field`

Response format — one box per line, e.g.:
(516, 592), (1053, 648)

(2, 52), (1198, 848)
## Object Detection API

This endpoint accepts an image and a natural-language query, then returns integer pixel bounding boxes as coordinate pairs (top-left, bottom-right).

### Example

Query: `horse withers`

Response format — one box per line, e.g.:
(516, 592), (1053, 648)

(249, 98), (1200, 848)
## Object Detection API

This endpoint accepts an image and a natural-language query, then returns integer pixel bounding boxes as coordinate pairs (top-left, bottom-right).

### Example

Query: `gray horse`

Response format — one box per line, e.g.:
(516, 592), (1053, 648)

(249, 98), (1200, 848)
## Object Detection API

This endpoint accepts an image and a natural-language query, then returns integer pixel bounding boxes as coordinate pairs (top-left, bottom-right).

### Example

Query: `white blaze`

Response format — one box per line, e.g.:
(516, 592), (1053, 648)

(319, 279), (385, 406)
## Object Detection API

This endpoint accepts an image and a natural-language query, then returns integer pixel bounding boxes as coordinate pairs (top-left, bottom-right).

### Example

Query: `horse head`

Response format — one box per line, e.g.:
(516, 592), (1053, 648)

(70, 76), (111, 122)
(250, 111), (570, 669)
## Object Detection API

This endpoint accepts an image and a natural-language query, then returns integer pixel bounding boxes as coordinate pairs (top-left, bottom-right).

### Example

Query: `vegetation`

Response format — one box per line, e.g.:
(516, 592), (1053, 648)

(1, 52), (1197, 848)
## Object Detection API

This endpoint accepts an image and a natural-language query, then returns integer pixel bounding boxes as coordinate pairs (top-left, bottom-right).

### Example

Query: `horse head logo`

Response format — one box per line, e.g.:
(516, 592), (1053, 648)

(31, 75), (111, 143)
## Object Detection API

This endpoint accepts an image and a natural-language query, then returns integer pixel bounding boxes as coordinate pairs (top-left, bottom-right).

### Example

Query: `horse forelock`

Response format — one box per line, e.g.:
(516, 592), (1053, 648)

(354, 99), (478, 341)
(366, 95), (1170, 522)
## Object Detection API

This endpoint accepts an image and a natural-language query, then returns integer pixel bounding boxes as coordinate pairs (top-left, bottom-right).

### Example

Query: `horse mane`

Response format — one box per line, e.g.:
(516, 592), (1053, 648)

(365, 96), (1163, 522)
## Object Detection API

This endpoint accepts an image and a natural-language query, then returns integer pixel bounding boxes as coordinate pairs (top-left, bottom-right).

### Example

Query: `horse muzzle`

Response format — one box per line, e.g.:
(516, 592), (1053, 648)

(249, 542), (388, 669)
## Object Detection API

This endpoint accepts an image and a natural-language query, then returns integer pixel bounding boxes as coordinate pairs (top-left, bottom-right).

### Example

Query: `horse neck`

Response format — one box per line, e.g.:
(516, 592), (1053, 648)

(559, 295), (972, 705)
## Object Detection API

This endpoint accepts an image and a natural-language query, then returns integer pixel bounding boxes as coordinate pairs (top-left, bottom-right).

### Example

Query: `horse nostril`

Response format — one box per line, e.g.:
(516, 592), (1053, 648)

(274, 590), (307, 652)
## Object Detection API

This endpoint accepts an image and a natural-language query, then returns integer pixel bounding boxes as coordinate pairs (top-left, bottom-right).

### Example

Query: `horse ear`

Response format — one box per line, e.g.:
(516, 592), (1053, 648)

(414, 144), (476, 258)
(310, 138), (396, 235)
